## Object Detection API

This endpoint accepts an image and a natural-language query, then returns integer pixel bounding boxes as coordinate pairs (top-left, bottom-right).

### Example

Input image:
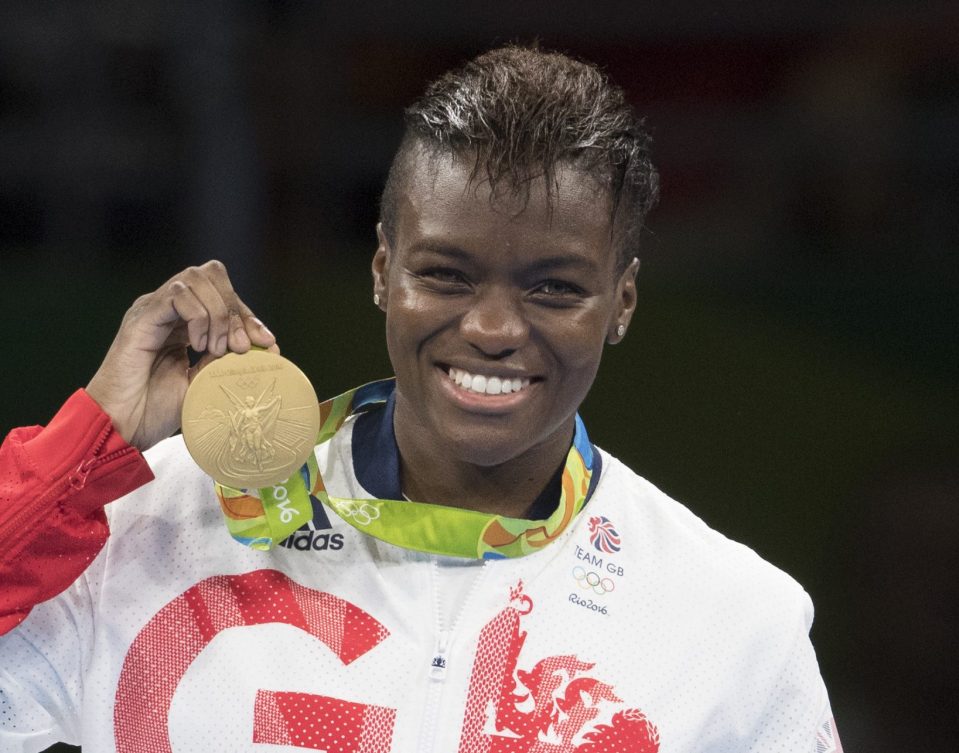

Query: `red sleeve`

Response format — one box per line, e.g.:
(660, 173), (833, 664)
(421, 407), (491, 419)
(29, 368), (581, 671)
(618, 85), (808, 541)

(0, 390), (155, 634)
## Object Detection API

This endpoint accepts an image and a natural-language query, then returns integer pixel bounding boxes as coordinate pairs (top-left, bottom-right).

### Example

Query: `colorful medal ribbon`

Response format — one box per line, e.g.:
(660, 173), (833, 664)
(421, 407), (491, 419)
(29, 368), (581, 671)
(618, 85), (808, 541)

(214, 379), (595, 559)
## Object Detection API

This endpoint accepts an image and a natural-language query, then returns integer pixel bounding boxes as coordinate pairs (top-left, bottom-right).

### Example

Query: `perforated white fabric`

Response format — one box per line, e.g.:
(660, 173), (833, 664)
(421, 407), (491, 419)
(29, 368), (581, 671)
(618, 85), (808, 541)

(0, 421), (836, 752)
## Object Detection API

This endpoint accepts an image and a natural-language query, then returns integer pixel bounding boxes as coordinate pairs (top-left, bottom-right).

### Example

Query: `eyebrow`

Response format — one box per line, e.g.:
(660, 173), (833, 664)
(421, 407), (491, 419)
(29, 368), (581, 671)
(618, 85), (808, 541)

(524, 254), (598, 274)
(406, 240), (474, 262)
(407, 240), (600, 272)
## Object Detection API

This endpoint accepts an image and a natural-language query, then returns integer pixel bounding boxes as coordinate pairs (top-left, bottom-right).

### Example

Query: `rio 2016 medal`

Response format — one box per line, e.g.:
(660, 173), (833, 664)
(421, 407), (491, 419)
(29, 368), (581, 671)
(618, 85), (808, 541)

(181, 349), (320, 489)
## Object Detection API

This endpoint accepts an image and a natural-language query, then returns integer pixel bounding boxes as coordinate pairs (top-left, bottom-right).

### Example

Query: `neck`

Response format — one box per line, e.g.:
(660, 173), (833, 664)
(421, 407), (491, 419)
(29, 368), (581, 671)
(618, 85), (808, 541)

(393, 400), (574, 519)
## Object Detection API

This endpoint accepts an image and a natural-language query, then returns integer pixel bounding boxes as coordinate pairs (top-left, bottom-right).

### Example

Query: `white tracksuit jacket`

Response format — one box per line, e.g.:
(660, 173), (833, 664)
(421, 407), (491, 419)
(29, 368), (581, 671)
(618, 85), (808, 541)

(0, 400), (840, 753)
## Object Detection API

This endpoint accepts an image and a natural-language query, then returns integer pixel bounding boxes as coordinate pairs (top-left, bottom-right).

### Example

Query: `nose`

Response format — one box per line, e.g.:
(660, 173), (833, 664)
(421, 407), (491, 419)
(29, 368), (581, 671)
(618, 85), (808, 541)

(460, 287), (529, 357)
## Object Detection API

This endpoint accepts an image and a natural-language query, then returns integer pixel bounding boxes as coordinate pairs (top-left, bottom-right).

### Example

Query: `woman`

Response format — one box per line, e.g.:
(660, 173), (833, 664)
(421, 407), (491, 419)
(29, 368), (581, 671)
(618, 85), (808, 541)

(0, 47), (839, 752)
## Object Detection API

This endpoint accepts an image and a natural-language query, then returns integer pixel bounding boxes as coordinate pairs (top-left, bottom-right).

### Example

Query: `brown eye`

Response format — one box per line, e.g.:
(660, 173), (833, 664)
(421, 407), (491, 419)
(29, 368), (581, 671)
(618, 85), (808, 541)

(536, 279), (582, 296)
(427, 269), (465, 283)
(419, 267), (470, 289)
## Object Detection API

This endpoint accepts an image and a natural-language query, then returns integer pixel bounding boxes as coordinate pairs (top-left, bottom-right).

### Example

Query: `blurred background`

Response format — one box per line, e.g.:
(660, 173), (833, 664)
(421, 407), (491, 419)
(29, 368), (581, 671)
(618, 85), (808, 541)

(1, 1), (955, 751)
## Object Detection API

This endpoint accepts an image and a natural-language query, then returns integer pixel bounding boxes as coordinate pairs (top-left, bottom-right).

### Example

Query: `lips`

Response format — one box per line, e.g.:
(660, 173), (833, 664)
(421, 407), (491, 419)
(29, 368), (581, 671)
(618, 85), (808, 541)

(447, 366), (532, 396)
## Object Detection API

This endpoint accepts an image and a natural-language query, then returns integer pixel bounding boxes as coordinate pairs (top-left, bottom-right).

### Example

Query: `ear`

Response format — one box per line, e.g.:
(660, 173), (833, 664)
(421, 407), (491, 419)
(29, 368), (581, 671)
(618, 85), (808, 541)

(606, 257), (640, 344)
(372, 223), (391, 310)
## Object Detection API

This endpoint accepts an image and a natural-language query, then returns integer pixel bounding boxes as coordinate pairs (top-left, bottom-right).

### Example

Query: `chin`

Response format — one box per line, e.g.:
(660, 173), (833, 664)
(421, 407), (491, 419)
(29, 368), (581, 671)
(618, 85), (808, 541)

(438, 424), (538, 469)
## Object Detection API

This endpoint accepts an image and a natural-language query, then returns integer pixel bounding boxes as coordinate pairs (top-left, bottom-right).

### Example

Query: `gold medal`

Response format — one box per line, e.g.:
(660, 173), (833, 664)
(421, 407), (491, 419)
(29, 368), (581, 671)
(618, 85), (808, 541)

(181, 350), (320, 488)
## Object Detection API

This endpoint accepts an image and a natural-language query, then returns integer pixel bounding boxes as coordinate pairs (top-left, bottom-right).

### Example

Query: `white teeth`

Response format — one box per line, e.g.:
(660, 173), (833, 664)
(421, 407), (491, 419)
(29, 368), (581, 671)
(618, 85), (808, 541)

(447, 367), (532, 396)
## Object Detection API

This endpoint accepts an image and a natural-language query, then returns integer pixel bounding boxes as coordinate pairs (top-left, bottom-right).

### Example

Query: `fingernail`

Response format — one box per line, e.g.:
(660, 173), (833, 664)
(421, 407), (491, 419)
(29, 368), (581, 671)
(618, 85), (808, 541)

(216, 335), (227, 354)
(197, 334), (207, 352)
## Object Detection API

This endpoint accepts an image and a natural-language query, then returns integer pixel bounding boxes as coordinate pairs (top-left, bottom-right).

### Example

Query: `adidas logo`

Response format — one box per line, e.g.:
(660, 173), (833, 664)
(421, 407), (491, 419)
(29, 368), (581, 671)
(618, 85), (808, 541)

(279, 529), (344, 551)
(278, 496), (345, 552)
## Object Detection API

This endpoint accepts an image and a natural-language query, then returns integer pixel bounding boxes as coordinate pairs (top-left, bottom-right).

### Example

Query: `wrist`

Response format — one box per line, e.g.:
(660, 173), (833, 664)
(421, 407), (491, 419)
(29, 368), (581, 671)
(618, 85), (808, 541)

(85, 378), (135, 446)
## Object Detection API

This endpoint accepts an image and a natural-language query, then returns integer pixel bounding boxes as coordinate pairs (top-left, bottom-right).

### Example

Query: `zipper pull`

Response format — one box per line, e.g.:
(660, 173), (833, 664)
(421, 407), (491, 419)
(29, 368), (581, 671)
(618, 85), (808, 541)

(67, 422), (137, 491)
(68, 458), (97, 490)
(429, 632), (449, 680)
(69, 422), (114, 490)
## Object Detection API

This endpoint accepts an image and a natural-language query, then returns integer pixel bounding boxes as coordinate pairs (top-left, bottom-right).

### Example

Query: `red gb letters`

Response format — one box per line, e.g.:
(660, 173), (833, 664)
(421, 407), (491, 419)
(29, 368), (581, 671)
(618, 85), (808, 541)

(254, 690), (396, 752)
(113, 569), (393, 753)
(112, 573), (657, 753)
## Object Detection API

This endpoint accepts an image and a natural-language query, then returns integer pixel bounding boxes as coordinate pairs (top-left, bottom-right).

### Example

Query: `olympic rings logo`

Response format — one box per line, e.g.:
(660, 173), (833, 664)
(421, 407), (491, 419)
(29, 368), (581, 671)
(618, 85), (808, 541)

(572, 566), (615, 595)
(332, 501), (381, 526)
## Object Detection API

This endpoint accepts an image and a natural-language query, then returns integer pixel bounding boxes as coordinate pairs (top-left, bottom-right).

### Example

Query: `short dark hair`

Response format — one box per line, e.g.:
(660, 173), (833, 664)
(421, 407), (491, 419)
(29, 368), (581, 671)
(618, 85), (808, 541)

(379, 44), (659, 270)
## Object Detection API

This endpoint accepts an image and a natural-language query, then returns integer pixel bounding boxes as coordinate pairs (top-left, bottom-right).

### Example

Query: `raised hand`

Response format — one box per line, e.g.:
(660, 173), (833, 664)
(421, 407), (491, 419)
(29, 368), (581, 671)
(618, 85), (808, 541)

(86, 260), (278, 451)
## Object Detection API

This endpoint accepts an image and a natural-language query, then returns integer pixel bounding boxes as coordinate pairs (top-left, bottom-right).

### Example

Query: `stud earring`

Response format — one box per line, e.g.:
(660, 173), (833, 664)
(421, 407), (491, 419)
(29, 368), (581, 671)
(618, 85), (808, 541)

(616, 324), (626, 337)
(373, 293), (380, 306)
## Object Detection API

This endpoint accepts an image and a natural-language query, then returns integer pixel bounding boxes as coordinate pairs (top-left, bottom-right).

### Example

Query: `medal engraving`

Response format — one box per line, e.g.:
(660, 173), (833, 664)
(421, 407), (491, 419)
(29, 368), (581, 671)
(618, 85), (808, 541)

(182, 351), (320, 488)
(225, 386), (281, 469)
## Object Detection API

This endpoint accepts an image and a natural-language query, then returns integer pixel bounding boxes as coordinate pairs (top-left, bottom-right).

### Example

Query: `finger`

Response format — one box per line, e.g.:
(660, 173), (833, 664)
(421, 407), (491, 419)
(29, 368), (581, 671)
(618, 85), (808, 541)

(195, 260), (262, 353)
(168, 282), (211, 352)
(185, 337), (282, 388)
(226, 310), (251, 353)
(198, 260), (276, 351)
(181, 268), (233, 355)
(124, 281), (205, 351)
(241, 312), (276, 349)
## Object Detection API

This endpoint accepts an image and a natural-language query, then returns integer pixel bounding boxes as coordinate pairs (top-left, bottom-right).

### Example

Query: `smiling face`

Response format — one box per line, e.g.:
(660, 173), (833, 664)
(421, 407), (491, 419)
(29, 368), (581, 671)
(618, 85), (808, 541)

(372, 150), (638, 480)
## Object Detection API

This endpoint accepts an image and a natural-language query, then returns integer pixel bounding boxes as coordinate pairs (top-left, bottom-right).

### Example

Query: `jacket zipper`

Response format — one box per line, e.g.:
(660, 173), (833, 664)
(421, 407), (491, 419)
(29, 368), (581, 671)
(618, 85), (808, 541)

(430, 630), (450, 680)
(416, 558), (489, 752)
(0, 422), (136, 545)
(418, 628), (450, 752)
